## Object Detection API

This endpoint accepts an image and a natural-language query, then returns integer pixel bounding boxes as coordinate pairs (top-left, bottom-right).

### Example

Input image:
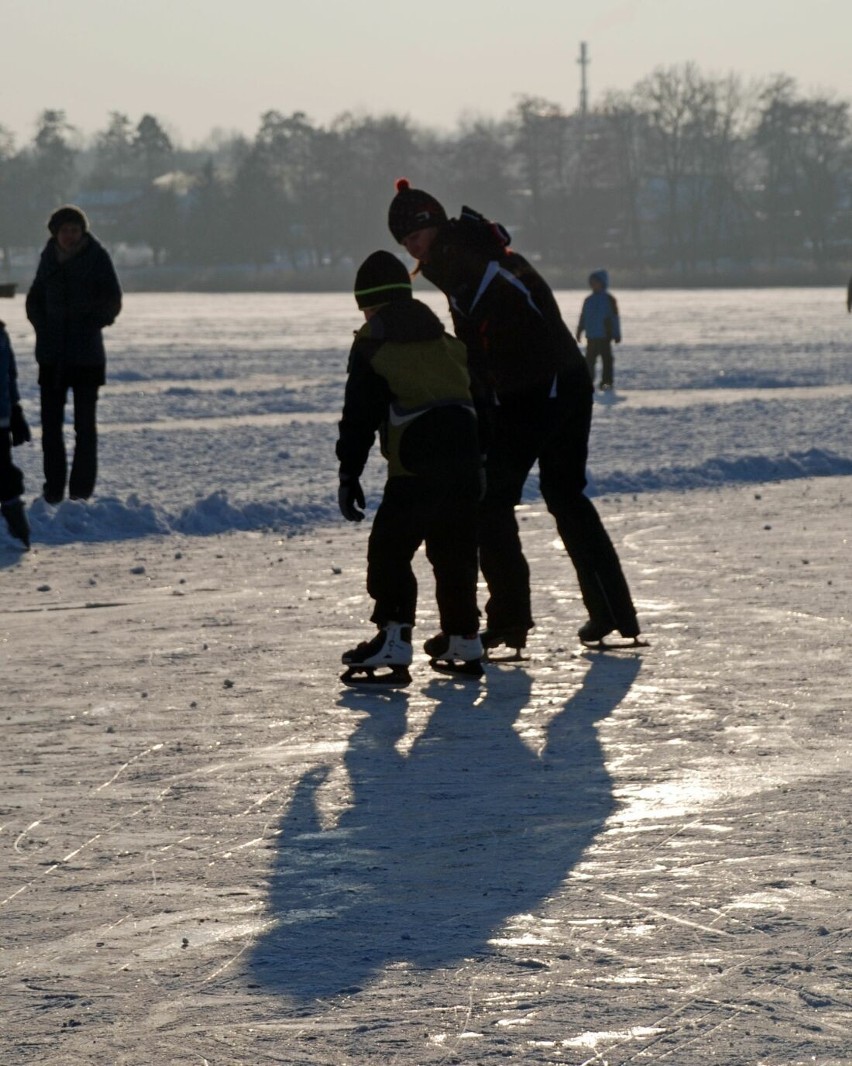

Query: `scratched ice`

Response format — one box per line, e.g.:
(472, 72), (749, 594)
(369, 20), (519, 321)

(0, 289), (849, 1065)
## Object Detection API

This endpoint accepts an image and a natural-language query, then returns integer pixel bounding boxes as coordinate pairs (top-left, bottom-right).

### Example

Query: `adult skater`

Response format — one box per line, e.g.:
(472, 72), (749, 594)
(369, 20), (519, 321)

(577, 269), (621, 392)
(387, 179), (641, 652)
(26, 205), (122, 504)
(336, 250), (483, 685)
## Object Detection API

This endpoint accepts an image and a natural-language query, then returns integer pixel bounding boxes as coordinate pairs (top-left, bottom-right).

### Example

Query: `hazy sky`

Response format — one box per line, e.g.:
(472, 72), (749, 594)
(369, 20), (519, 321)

(5, 0), (851, 146)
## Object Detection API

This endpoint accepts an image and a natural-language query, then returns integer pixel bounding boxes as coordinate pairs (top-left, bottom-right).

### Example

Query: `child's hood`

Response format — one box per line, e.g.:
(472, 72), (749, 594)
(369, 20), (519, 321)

(588, 269), (609, 289)
(365, 299), (446, 345)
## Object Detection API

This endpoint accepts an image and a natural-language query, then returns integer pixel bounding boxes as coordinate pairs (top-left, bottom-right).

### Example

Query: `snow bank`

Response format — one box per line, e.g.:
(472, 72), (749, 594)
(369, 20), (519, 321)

(22, 491), (339, 545)
(588, 446), (852, 496)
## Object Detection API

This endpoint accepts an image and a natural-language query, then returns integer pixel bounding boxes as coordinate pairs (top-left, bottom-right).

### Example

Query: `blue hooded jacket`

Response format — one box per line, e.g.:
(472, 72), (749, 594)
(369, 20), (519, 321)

(577, 269), (621, 343)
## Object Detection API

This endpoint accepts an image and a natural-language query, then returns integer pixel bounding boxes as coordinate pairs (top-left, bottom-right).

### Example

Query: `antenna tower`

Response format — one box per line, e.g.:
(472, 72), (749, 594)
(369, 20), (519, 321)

(578, 41), (590, 116)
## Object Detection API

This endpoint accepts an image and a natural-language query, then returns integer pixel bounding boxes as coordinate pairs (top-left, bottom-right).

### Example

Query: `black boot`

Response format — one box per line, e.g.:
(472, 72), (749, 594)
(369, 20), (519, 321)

(2, 499), (30, 549)
(578, 618), (646, 646)
(423, 632), (449, 657)
(481, 626), (528, 652)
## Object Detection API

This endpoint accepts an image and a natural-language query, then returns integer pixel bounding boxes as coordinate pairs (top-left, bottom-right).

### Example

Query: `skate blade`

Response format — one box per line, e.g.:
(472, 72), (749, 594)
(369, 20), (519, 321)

(484, 647), (528, 663)
(429, 658), (484, 679)
(582, 637), (650, 650)
(482, 633), (528, 657)
(340, 665), (412, 687)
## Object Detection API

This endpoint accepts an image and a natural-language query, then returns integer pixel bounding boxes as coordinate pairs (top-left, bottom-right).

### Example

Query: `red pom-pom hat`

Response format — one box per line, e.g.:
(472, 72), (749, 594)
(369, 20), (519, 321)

(388, 178), (447, 242)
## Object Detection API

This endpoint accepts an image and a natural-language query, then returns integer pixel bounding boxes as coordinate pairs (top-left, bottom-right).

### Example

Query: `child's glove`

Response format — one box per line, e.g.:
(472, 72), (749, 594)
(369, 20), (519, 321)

(10, 405), (31, 446)
(338, 475), (365, 522)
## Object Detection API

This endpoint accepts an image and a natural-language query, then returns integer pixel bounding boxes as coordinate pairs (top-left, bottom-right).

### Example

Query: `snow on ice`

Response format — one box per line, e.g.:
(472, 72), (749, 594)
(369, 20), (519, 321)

(0, 289), (850, 1065)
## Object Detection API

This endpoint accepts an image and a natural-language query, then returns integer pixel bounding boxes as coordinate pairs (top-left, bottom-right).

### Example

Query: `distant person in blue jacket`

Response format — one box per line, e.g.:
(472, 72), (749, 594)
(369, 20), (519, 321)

(0, 321), (31, 547)
(577, 269), (621, 392)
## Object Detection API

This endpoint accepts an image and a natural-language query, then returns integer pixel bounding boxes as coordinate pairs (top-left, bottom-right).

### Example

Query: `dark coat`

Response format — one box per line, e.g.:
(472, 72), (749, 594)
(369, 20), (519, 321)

(26, 235), (122, 387)
(420, 208), (589, 403)
(0, 322), (21, 426)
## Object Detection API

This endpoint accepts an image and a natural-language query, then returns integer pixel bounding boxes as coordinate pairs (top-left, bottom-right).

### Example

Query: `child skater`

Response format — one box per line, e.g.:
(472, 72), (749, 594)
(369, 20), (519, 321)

(577, 269), (621, 393)
(336, 250), (483, 685)
(0, 321), (32, 548)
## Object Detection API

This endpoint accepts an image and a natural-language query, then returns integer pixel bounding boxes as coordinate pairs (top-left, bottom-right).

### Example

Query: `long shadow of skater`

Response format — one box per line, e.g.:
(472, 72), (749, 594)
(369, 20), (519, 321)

(249, 653), (641, 1001)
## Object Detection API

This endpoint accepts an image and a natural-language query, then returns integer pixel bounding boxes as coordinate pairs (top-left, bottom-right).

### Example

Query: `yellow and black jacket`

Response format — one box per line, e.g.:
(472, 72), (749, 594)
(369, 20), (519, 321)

(336, 299), (480, 483)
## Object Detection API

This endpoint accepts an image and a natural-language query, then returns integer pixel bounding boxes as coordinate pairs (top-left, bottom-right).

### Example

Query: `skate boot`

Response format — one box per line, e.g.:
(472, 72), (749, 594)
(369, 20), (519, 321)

(341, 622), (413, 687)
(423, 632), (449, 658)
(429, 634), (484, 679)
(578, 619), (612, 643)
(480, 626), (528, 661)
(578, 617), (647, 648)
(1, 499), (30, 549)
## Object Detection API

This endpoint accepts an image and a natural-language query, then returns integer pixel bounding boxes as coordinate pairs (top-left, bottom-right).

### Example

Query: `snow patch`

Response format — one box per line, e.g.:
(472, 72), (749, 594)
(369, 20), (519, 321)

(590, 447), (852, 496)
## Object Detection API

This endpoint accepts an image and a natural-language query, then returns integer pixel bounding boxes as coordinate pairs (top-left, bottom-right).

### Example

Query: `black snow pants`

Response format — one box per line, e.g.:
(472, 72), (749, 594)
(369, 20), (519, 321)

(0, 432), (24, 502)
(478, 379), (638, 636)
(585, 338), (614, 390)
(40, 383), (99, 502)
(367, 475), (480, 635)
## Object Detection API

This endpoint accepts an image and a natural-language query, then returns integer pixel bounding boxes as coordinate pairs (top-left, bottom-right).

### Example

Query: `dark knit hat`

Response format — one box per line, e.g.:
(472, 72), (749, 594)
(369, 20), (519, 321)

(387, 178), (447, 243)
(354, 251), (413, 309)
(48, 204), (89, 236)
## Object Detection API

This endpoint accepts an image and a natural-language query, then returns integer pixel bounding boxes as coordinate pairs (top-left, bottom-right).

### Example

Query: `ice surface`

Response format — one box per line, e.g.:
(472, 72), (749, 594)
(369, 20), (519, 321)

(2, 288), (851, 536)
(0, 289), (850, 1064)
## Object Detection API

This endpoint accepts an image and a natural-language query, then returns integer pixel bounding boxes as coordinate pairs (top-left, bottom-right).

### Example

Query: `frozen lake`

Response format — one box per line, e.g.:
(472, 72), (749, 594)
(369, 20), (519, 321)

(2, 286), (851, 534)
(1, 286), (850, 1064)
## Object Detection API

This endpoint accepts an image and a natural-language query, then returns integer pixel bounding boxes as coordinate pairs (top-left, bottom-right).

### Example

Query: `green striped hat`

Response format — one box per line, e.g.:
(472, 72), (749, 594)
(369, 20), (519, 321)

(354, 251), (413, 309)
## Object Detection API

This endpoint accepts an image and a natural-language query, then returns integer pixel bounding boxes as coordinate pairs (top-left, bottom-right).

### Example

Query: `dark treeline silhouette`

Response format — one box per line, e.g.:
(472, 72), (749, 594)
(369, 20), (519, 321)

(2, 64), (851, 288)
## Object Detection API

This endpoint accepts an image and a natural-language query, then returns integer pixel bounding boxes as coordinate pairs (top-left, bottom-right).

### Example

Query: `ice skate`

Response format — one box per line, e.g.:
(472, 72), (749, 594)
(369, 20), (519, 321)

(578, 618), (648, 649)
(481, 626), (529, 662)
(423, 632), (449, 657)
(341, 622), (413, 687)
(1, 499), (30, 549)
(429, 634), (484, 679)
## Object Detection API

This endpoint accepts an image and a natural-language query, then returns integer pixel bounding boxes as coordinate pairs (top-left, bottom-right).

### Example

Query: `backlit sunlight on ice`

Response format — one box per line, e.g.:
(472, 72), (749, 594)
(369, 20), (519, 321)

(0, 287), (849, 1065)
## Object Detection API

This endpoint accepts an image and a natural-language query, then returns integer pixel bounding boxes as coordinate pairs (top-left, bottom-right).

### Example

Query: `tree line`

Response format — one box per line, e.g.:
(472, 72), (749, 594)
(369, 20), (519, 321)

(2, 64), (851, 285)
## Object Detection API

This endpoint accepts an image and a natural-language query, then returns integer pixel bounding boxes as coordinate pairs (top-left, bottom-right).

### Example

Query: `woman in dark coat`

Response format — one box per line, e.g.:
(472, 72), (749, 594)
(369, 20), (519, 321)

(26, 205), (122, 503)
(388, 180), (641, 650)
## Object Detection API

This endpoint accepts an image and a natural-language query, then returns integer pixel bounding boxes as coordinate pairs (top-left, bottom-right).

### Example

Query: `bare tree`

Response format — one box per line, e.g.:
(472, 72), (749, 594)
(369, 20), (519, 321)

(30, 109), (77, 211)
(133, 114), (174, 183)
(91, 112), (136, 186)
(0, 125), (29, 271)
(511, 96), (571, 258)
(756, 78), (851, 267)
(598, 92), (648, 272)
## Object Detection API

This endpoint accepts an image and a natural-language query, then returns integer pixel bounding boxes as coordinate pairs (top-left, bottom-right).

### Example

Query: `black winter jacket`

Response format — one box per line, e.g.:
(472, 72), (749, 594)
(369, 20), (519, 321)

(420, 210), (589, 403)
(0, 322), (21, 427)
(26, 235), (122, 387)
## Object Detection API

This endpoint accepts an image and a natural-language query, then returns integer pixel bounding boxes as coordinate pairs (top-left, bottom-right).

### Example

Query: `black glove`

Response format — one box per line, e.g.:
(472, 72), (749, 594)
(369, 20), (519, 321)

(10, 405), (30, 446)
(338, 475), (365, 522)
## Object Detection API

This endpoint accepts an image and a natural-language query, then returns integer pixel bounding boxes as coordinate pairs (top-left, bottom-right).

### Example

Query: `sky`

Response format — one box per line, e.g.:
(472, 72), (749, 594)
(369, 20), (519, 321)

(4, 0), (852, 146)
